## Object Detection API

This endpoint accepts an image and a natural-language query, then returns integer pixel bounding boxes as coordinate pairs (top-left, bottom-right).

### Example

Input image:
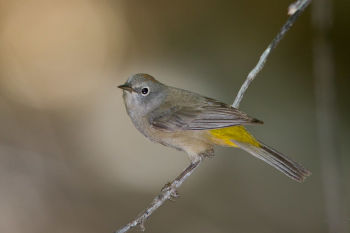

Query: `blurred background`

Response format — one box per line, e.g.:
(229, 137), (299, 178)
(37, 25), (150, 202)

(0, 0), (349, 232)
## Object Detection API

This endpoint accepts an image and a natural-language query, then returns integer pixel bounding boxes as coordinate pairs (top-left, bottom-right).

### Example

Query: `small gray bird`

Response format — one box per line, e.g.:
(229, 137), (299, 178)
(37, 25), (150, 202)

(118, 73), (310, 182)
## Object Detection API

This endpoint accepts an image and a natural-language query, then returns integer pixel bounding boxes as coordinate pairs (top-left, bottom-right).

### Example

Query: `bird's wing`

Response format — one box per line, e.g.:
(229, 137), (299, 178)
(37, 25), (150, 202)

(149, 96), (263, 131)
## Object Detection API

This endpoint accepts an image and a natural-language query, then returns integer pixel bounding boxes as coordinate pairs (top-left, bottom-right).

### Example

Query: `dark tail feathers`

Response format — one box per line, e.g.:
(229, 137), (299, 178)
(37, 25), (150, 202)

(233, 140), (311, 182)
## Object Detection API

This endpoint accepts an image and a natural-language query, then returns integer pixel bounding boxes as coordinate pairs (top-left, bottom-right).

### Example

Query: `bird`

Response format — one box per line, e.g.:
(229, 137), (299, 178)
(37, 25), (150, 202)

(118, 73), (311, 182)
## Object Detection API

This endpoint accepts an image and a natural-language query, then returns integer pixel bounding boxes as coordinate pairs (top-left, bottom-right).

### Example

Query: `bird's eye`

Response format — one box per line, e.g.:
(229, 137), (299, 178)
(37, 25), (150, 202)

(141, 87), (149, 96)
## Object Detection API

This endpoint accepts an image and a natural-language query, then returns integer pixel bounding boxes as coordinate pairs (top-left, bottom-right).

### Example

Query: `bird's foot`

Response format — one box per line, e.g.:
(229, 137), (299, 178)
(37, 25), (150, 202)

(161, 182), (172, 192)
(161, 182), (179, 201)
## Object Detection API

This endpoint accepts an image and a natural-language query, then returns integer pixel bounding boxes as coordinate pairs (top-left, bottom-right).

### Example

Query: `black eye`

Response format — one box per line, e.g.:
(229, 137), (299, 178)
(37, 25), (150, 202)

(141, 87), (149, 96)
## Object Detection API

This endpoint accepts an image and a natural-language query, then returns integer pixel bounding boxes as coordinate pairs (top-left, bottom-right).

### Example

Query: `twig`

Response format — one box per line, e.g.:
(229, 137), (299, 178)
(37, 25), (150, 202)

(232, 0), (311, 108)
(115, 159), (202, 233)
(115, 1), (311, 232)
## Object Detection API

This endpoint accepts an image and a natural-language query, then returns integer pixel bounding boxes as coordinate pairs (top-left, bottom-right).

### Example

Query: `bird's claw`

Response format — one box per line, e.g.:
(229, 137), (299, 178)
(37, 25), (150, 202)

(161, 182), (179, 201)
(161, 182), (172, 192)
(169, 190), (179, 201)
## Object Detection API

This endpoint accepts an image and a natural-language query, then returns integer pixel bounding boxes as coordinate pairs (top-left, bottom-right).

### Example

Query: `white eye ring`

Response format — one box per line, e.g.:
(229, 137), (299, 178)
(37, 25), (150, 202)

(141, 87), (149, 96)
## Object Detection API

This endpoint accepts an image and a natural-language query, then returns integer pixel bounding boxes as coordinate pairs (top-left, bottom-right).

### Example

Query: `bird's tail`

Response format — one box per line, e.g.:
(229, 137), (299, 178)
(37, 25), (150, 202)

(233, 140), (311, 182)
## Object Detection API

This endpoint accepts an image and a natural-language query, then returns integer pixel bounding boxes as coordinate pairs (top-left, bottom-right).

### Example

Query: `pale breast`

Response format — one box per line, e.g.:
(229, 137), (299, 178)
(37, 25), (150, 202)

(144, 122), (214, 160)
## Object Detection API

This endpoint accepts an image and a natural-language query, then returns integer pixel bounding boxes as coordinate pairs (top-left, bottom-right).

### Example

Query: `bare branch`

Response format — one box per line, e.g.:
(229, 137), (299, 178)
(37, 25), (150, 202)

(115, 159), (202, 233)
(232, 0), (311, 108)
(115, 1), (311, 232)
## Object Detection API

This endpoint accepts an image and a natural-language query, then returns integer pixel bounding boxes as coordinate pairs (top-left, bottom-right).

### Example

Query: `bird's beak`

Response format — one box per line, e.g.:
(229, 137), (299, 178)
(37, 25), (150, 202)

(118, 84), (133, 93)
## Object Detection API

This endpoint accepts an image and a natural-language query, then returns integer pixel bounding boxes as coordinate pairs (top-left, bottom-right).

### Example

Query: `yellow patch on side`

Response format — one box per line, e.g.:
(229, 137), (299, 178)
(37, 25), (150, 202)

(209, 126), (260, 147)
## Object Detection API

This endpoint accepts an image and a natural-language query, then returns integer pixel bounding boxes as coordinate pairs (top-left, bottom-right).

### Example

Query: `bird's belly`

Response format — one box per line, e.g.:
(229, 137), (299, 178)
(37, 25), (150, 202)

(146, 127), (213, 159)
(129, 116), (213, 160)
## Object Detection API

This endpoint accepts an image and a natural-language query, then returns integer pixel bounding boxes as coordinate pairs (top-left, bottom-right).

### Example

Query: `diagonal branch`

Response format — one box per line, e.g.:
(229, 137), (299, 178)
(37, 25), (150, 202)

(115, 1), (311, 232)
(115, 159), (202, 233)
(232, 0), (311, 108)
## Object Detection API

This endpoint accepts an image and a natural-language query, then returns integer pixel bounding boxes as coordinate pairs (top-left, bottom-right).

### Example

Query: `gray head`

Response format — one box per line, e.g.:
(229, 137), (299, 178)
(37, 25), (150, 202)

(118, 73), (168, 116)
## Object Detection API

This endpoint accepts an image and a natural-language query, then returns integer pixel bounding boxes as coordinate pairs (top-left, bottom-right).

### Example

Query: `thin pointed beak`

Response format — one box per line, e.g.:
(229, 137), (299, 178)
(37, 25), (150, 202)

(118, 84), (133, 92)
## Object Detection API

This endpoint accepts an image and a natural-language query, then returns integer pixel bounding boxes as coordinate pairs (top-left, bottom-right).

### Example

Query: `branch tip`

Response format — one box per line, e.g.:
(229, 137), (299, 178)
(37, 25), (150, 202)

(232, 0), (311, 108)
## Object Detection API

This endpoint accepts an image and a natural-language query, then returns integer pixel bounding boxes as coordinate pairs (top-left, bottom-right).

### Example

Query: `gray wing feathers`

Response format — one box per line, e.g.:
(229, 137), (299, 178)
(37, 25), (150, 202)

(149, 91), (263, 131)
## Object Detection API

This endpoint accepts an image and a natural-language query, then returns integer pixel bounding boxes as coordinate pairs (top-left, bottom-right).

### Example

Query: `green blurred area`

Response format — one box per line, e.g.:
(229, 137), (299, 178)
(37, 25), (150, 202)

(0, 0), (349, 233)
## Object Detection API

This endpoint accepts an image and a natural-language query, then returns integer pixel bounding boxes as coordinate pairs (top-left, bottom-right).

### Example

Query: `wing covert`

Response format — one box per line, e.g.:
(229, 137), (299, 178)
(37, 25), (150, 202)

(149, 97), (263, 131)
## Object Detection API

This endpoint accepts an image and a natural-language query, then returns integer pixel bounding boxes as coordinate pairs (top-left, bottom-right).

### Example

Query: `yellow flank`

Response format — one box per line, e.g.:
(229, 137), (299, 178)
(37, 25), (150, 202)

(209, 126), (261, 148)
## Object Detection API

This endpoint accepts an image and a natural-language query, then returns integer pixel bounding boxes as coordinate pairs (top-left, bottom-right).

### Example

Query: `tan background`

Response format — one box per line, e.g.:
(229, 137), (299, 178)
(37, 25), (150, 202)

(0, 0), (349, 232)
